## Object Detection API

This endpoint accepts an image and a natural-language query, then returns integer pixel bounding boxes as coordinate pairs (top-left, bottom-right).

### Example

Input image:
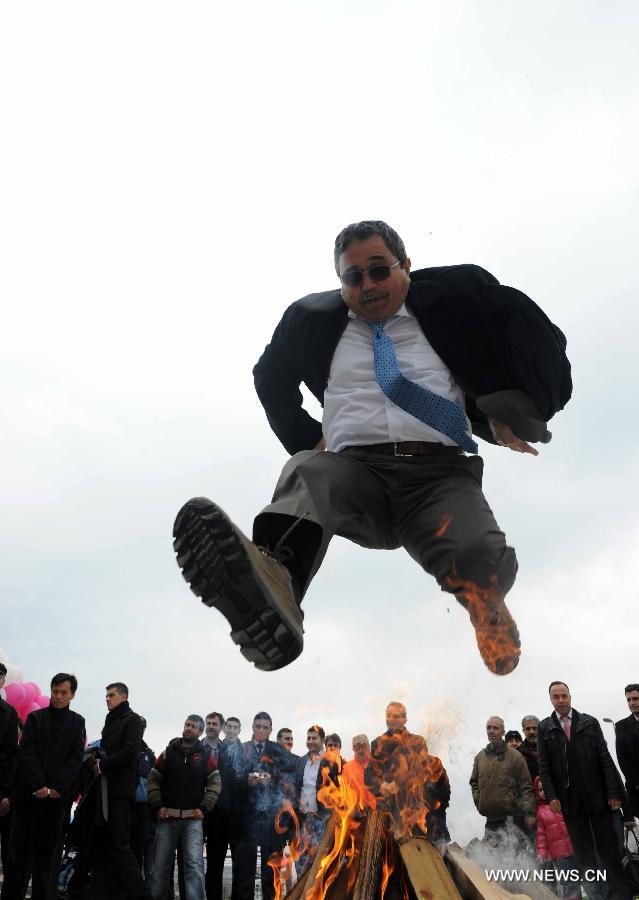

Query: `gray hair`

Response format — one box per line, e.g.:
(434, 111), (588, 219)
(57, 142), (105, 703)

(487, 716), (505, 729)
(521, 715), (539, 727)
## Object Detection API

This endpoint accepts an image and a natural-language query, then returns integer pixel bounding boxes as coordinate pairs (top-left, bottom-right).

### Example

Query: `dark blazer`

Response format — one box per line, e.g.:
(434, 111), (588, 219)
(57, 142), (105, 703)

(538, 709), (624, 814)
(615, 714), (639, 816)
(100, 702), (145, 800)
(13, 706), (85, 802)
(253, 265), (572, 454)
(294, 752), (341, 815)
(0, 698), (19, 799)
(235, 739), (291, 819)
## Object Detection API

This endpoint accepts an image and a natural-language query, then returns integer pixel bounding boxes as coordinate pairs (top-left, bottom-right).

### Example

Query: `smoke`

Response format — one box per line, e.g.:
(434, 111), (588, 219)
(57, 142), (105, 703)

(464, 822), (538, 889)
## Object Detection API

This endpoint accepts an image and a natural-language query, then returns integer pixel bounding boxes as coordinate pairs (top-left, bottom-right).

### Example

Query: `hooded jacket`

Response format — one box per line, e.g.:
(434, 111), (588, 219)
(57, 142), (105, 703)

(534, 776), (574, 862)
(470, 740), (535, 821)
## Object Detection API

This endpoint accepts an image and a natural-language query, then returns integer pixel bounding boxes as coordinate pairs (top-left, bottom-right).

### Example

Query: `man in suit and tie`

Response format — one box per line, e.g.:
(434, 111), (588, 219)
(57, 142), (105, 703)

(173, 220), (572, 677)
(233, 711), (290, 900)
(615, 683), (639, 819)
(537, 681), (631, 900)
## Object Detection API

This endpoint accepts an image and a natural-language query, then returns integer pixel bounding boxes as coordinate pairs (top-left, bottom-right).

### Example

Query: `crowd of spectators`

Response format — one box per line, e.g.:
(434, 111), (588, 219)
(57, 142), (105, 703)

(1, 665), (638, 900)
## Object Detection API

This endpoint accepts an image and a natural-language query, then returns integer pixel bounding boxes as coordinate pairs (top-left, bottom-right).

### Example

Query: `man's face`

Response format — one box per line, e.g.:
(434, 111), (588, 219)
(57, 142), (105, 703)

(182, 719), (203, 743)
(223, 719), (241, 741)
(338, 235), (411, 323)
(206, 716), (222, 741)
(306, 730), (323, 755)
(51, 681), (75, 709)
(353, 741), (371, 763)
(523, 720), (538, 743)
(105, 688), (127, 711)
(0, 673), (5, 692)
(506, 737), (521, 749)
(385, 704), (407, 734)
(486, 718), (505, 746)
(550, 684), (572, 717)
(278, 732), (294, 752)
(626, 691), (639, 715)
(252, 718), (272, 743)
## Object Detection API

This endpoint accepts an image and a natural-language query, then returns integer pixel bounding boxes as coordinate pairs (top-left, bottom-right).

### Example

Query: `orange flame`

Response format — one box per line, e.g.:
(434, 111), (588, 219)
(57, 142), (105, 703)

(304, 748), (364, 900)
(434, 513), (453, 537)
(267, 800), (310, 900)
(445, 570), (520, 675)
(300, 737), (445, 898)
(380, 834), (394, 898)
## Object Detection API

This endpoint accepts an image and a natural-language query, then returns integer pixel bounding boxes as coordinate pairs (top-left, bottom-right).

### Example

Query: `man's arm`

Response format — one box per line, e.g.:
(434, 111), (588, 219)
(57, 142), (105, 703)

(201, 760), (222, 814)
(537, 726), (559, 809)
(253, 303), (324, 454)
(616, 724), (639, 793)
(51, 716), (86, 796)
(469, 756), (480, 809)
(100, 714), (144, 776)
(146, 753), (165, 814)
(0, 706), (19, 799)
(514, 752), (536, 817)
(17, 713), (47, 791)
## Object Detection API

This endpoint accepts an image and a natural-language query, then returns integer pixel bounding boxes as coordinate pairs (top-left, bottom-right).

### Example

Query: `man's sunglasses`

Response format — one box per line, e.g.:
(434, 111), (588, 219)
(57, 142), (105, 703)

(340, 260), (401, 288)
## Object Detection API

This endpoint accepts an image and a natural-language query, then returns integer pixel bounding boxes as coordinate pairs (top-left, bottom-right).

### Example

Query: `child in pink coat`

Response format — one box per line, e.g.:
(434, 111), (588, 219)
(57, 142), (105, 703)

(534, 776), (581, 900)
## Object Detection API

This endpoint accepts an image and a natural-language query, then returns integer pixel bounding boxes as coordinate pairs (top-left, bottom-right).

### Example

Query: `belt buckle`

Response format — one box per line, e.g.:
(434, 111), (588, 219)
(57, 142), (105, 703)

(393, 441), (413, 457)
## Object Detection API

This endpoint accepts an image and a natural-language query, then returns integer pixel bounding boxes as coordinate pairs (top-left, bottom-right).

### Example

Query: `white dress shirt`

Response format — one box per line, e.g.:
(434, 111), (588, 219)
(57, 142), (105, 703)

(300, 753), (322, 814)
(322, 305), (471, 453)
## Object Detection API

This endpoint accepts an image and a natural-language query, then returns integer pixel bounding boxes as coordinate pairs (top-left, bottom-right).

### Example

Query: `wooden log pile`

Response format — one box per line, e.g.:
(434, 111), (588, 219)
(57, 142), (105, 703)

(284, 810), (462, 900)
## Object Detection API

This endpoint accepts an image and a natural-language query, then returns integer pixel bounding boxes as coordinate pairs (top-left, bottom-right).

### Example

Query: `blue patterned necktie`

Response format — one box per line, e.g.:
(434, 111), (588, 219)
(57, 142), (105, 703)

(370, 320), (478, 454)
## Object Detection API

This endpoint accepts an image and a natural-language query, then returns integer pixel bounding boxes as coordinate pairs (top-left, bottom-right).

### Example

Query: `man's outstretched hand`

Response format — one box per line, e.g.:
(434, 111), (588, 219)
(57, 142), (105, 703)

(489, 419), (539, 456)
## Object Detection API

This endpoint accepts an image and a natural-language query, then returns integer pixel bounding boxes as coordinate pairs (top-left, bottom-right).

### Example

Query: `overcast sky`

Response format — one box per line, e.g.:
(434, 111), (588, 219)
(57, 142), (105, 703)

(1, 0), (638, 844)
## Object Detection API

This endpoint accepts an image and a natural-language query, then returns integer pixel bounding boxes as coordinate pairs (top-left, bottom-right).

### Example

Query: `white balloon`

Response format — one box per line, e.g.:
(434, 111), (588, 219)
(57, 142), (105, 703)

(0, 647), (8, 663)
(5, 664), (23, 685)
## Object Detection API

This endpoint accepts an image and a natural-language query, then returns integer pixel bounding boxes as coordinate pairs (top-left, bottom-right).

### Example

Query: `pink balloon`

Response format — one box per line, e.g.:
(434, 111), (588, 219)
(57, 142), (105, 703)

(23, 681), (41, 699)
(21, 684), (37, 705)
(17, 705), (31, 723)
(36, 695), (50, 709)
(27, 702), (40, 715)
(4, 683), (26, 707)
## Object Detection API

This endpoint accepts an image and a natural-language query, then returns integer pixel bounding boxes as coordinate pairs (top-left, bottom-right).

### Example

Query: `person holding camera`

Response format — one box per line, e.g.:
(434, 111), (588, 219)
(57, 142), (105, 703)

(233, 711), (290, 900)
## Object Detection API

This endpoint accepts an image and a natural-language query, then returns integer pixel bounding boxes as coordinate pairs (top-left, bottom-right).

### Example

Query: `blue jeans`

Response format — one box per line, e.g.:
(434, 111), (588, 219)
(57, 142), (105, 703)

(150, 818), (205, 900)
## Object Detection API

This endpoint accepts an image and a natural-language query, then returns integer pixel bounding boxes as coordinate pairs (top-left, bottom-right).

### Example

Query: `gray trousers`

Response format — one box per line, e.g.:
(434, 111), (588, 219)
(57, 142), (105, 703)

(252, 449), (517, 607)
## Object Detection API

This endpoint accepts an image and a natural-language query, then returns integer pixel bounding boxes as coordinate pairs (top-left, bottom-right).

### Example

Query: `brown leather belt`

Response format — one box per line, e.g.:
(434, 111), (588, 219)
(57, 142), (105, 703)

(342, 441), (462, 457)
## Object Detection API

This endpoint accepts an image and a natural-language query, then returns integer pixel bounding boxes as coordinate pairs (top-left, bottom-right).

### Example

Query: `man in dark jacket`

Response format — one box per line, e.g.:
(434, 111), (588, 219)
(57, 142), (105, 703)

(0, 663), (19, 875)
(538, 681), (631, 900)
(615, 683), (639, 818)
(174, 220), (571, 679)
(233, 711), (292, 900)
(147, 714), (220, 900)
(204, 714), (243, 900)
(519, 714), (540, 780)
(1, 672), (85, 900)
(91, 681), (150, 898)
